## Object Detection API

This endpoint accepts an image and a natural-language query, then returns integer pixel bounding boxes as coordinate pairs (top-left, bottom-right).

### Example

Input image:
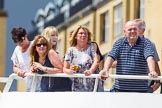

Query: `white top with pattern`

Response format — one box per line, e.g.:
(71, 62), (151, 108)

(11, 41), (41, 92)
(65, 43), (102, 92)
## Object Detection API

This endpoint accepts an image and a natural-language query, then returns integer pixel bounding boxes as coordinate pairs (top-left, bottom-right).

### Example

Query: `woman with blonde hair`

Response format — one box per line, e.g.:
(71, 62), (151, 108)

(63, 25), (104, 92)
(41, 26), (58, 51)
(41, 26), (72, 91)
(30, 35), (63, 91)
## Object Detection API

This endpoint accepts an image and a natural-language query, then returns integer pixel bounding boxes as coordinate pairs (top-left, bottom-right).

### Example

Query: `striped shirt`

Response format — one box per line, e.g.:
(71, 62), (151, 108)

(141, 36), (160, 62)
(108, 37), (154, 91)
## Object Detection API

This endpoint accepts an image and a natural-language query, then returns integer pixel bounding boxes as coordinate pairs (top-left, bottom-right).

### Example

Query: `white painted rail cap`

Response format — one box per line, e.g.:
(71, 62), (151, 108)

(1, 92), (162, 108)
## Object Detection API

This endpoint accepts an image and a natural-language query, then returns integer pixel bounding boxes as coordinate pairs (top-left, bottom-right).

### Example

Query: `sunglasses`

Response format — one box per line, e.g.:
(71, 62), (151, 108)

(36, 43), (47, 47)
(14, 37), (25, 44)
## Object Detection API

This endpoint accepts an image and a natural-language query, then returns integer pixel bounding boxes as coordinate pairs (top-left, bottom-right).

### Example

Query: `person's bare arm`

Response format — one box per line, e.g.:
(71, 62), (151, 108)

(99, 56), (114, 80)
(111, 61), (117, 68)
(84, 43), (100, 76)
(147, 56), (158, 78)
(63, 60), (75, 74)
(47, 49), (63, 73)
(103, 56), (114, 71)
(13, 65), (25, 77)
(151, 62), (161, 91)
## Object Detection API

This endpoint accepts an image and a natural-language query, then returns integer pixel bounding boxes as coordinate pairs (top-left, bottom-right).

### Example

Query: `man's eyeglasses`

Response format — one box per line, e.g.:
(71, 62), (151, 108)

(36, 43), (47, 47)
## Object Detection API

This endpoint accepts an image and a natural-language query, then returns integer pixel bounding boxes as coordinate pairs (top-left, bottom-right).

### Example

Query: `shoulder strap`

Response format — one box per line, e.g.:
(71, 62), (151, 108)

(90, 42), (103, 61)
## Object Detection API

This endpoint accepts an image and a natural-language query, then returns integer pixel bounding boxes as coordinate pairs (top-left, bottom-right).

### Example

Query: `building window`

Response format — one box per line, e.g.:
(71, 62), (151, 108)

(100, 12), (109, 43)
(139, 0), (145, 19)
(114, 3), (123, 37)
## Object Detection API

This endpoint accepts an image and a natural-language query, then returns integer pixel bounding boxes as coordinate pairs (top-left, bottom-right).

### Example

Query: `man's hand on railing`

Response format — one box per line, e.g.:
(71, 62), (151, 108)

(99, 70), (109, 80)
(148, 71), (158, 78)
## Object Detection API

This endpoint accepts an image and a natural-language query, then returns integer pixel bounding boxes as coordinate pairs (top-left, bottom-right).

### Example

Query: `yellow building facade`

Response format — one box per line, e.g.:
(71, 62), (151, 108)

(0, 9), (7, 91)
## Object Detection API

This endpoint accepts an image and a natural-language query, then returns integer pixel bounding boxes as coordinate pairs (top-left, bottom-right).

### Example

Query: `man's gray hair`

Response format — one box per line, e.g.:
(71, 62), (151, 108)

(134, 19), (146, 30)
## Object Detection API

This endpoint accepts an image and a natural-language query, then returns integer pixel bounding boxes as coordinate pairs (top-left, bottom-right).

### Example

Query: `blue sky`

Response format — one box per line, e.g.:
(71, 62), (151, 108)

(4, 0), (51, 77)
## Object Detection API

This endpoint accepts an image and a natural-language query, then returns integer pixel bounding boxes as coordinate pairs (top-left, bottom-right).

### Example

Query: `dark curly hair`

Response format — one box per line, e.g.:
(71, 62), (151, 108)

(11, 27), (27, 43)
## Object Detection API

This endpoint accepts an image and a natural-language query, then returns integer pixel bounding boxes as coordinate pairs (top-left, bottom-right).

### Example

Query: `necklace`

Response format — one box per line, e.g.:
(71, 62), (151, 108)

(76, 44), (89, 51)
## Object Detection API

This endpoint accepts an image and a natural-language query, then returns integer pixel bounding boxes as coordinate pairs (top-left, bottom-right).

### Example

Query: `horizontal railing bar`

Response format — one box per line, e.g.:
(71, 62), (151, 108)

(109, 74), (162, 80)
(23, 73), (162, 80)
(2, 73), (162, 92)
(0, 77), (9, 83)
(25, 73), (98, 78)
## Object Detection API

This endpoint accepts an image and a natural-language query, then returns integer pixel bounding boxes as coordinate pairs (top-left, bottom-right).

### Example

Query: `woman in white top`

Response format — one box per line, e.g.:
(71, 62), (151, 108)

(11, 27), (41, 92)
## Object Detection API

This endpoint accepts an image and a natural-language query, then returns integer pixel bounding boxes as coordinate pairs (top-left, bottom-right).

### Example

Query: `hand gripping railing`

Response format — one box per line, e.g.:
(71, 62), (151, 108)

(2, 73), (162, 92)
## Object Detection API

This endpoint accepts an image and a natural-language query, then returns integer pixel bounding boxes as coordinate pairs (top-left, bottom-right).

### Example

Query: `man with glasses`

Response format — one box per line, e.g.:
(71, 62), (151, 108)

(11, 27), (41, 92)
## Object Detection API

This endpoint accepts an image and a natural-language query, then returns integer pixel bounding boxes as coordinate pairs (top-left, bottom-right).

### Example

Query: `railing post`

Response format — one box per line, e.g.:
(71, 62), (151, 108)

(160, 83), (162, 94)
(93, 77), (99, 92)
(3, 73), (24, 92)
(3, 74), (14, 92)
(30, 74), (38, 92)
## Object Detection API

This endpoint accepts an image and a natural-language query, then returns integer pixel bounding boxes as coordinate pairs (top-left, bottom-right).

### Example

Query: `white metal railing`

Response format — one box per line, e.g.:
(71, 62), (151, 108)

(1, 73), (162, 92)
(0, 77), (8, 92)
(0, 77), (9, 83)
(2, 73), (100, 92)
